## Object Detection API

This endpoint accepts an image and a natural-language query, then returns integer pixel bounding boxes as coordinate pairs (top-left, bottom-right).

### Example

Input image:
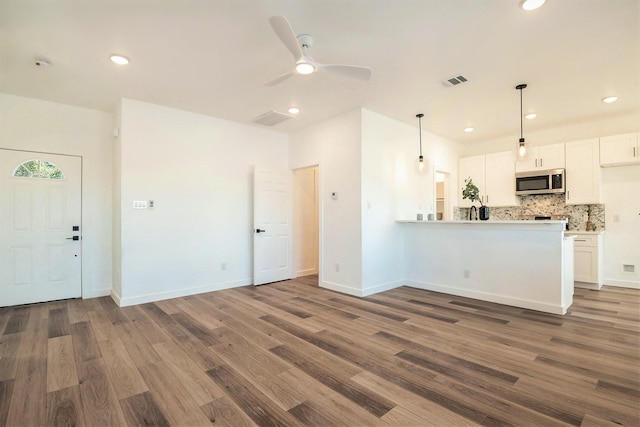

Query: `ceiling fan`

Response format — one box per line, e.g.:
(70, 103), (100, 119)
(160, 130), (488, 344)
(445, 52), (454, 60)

(266, 16), (373, 86)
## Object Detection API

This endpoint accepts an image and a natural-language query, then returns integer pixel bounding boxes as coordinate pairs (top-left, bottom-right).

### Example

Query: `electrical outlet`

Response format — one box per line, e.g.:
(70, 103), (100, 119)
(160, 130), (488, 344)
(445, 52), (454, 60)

(335, 263), (340, 272)
(221, 262), (227, 271)
(464, 269), (470, 278)
(623, 264), (635, 273)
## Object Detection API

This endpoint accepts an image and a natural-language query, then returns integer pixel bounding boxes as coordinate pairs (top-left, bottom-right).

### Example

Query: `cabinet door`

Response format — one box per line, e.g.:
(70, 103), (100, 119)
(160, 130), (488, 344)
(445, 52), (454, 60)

(600, 133), (639, 166)
(515, 147), (539, 172)
(458, 155), (485, 208)
(485, 151), (518, 207)
(539, 143), (565, 170)
(565, 138), (601, 205)
(574, 246), (598, 283)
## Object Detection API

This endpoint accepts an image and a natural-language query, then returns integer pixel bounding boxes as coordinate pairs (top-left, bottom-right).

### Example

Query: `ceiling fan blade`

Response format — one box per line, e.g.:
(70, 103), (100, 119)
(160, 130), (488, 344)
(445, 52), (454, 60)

(265, 71), (295, 86)
(269, 16), (302, 61)
(317, 64), (373, 81)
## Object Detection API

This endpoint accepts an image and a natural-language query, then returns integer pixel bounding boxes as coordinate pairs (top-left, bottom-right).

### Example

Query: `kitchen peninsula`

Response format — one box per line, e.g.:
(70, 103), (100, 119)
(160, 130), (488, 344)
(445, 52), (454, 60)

(397, 220), (574, 314)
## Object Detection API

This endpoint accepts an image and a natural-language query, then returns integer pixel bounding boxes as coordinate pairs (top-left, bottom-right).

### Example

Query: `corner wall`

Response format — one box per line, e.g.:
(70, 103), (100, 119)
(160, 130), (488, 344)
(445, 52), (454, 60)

(290, 109), (363, 295)
(114, 99), (289, 305)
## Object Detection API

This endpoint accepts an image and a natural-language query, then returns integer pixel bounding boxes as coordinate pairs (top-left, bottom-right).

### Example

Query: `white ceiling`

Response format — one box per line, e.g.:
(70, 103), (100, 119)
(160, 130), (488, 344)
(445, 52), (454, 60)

(1, 0), (638, 144)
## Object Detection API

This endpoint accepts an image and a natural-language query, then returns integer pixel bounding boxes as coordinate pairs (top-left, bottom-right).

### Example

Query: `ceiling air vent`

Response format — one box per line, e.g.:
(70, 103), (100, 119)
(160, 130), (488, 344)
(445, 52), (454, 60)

(252, 110), (295, 127)
(441, 75), (468, 87)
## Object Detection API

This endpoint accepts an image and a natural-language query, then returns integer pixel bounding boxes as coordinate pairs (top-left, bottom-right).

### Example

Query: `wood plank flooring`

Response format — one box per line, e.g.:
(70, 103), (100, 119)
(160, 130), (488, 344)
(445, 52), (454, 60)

(1, 276), (638, 426)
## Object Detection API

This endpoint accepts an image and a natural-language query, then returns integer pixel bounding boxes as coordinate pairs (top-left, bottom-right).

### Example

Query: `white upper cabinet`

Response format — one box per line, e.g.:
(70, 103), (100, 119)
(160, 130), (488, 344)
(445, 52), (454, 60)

(459, 151), (518, 208)
(515, 142), (565, 172)
(458, 155), (486, 208)
(485, 151), (518, 207)
(565, 138), (601, 205)
(599, 132), (639, 167)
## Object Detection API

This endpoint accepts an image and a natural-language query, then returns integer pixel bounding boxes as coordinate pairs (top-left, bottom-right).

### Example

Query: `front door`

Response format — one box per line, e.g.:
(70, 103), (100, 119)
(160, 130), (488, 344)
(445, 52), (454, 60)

(253, 167), (292, 285)
(0, 149), (82, 307)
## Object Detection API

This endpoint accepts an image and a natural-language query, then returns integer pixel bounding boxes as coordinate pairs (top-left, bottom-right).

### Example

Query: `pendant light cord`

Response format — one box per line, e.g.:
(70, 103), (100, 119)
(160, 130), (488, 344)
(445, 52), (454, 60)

(416, 113), (424, 156)
(516, 84), (527, 143)
(520, 88), (523, 140)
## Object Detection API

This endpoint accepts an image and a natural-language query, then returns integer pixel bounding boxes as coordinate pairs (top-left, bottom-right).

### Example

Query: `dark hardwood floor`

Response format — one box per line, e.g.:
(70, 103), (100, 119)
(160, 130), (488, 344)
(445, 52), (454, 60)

(1, 276), (639, 426)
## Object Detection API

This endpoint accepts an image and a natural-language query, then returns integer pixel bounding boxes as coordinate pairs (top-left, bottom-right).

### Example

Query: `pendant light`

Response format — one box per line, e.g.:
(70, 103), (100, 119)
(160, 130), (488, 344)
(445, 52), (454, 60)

(416, 113), (425, 171)
(516, 83), (527, 158)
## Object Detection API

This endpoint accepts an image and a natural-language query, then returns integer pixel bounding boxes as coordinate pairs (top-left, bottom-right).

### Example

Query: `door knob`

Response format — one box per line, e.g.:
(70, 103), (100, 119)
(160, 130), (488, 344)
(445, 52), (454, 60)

(255, 229), (266, 233)
(66, 236), (80, 241)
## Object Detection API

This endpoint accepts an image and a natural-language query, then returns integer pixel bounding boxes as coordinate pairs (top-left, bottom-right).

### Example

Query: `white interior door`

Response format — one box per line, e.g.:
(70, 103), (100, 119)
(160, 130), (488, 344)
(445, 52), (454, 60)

(0, 150), (82, 307)
(253, 167), (292, 285)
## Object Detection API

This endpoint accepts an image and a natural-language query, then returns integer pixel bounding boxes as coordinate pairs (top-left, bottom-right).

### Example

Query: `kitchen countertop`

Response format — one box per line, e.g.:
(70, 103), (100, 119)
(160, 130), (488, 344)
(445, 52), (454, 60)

(397, 220), (567, 225)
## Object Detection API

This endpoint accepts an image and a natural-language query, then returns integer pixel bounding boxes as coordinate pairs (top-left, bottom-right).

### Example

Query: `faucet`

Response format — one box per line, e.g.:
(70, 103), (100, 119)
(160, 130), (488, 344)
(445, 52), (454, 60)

(469, 206), (478, 221)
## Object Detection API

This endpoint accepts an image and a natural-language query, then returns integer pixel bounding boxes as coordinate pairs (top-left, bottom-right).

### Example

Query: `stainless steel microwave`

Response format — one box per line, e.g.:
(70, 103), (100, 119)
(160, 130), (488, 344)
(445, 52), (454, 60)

(515, 169), (565, 195)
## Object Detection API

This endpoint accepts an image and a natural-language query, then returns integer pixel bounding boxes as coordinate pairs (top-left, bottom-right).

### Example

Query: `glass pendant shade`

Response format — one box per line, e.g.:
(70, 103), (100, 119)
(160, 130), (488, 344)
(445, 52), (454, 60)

(518, 138), (527, 158)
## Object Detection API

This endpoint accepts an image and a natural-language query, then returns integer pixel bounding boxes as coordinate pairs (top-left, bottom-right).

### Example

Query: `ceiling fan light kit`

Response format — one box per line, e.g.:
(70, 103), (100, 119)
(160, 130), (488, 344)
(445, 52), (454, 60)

(295, 61), (315, 75)
(521, 0), (546, 11)
(268, 16), (372, 85)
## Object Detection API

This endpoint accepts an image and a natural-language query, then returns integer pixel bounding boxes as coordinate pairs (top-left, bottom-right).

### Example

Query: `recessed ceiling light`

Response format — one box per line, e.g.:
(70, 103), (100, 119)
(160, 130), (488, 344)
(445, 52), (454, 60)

(287, 107), (300, 115)
(110, 54), (129, 65)
(525, 113), (537, 119)
(602, 96), (618, 104)
(463, 127), (474, 133)
(521, 0), (545, 11)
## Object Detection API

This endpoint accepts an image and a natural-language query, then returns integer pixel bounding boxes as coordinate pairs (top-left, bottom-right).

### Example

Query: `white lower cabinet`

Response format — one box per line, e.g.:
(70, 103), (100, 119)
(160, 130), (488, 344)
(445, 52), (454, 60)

(566, 232), (603, 289)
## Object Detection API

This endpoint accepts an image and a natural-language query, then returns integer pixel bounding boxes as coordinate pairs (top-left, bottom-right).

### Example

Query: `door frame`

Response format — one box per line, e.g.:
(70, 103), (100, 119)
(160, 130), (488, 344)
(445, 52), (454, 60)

(0, 147), (84, 300)
(292, 165), (320, 279)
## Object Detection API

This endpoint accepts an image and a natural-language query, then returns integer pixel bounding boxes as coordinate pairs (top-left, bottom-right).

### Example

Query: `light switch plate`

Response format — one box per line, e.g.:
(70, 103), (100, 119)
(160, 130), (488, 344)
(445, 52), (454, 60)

(133, 200), (148, 209)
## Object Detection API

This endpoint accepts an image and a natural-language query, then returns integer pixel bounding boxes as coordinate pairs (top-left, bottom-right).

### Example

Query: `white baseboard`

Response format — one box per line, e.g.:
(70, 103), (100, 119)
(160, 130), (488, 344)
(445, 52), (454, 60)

(116, 279), (252, 307)
(319, 279), (404, 298)
(361, 280), (404, 297)
(319, 280), (363, 297)
(110, 289), (122, 306)
(603, 278), (640, 289)
(82, 288), (112, 299)
(406, 280), (568, 315)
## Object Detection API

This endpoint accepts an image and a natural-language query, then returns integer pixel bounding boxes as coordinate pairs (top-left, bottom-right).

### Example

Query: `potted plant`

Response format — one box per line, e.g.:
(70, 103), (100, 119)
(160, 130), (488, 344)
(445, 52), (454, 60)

(462, 177), (490, 220)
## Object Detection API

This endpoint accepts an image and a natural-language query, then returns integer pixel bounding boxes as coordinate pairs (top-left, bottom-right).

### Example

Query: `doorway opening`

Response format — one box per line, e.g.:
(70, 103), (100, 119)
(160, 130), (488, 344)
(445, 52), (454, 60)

(435, 170), (451, 221)
(293, 166), (319, 281)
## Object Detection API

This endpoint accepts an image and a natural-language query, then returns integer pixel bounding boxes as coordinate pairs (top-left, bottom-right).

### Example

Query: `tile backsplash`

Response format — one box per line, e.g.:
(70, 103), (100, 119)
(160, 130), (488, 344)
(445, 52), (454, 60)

(456, 194), (605, 231)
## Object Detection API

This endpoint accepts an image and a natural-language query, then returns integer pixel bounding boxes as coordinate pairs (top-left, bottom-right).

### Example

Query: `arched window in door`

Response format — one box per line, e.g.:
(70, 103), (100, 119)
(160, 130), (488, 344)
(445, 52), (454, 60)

(12, 159), (65, 179)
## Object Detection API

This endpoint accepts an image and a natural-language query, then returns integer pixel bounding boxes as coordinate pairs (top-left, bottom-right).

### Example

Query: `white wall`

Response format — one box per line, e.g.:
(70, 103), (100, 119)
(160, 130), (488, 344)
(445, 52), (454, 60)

(601, 164), (640, 288)
(0, 93), (113, 298)
(114, 99), (288, 306)
(360, 110), (463, 295)
(112, 100), (122, 298)
(290, 108), (463, 296)
(290, 109), (363, 295)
